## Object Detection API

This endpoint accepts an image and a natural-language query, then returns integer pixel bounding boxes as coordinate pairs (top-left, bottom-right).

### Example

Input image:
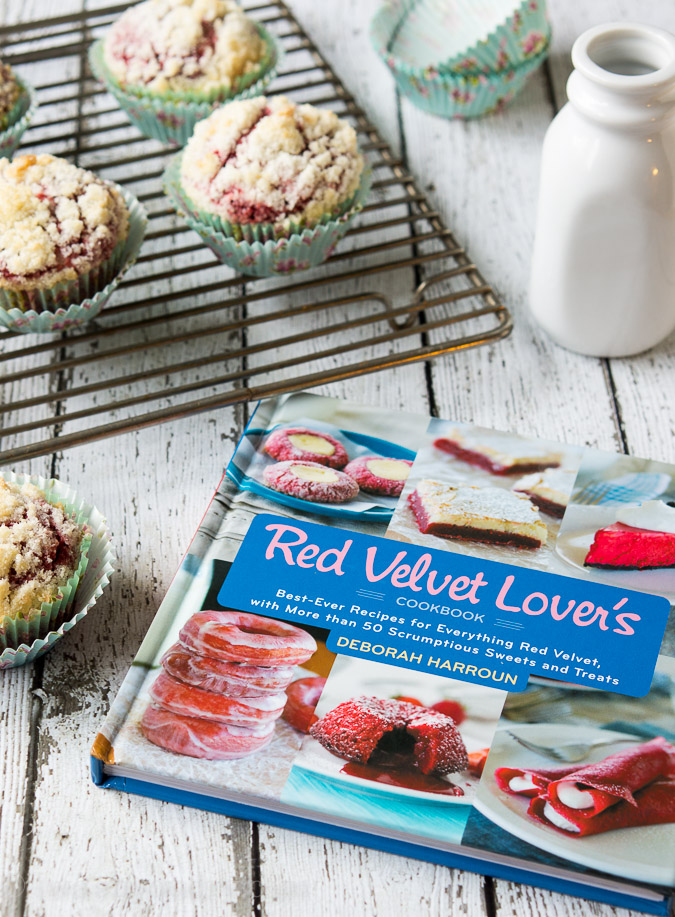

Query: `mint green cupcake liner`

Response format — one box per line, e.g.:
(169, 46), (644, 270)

(0, 79), (38, 158)
(163, 154), (372, 276)
(371, 0), (550, 78)
(88, 28), (282, 147)
(0, 185), (147, 333)
(0, 471), (115, 669)
(383, 44), (549, 119)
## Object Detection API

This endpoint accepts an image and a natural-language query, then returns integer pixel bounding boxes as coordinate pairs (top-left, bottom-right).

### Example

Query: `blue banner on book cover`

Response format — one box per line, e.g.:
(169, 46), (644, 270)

(221, 514), (670, 697)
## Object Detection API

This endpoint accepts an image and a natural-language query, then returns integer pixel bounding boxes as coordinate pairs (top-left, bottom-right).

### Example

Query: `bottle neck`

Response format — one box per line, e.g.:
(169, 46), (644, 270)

(566, 22), (675, 128)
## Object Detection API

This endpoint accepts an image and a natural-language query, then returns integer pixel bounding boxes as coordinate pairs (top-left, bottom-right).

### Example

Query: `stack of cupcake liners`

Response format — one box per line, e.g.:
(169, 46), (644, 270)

(371, 0), (551, 119)
(0, 471), (115, 670)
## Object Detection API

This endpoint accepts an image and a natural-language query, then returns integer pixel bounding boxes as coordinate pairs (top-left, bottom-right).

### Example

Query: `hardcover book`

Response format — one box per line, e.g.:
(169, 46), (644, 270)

(92, 392), (675, 915)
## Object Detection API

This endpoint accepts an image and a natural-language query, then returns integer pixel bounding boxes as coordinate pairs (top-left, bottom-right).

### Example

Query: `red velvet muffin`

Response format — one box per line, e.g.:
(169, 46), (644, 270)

(103, 0), (268, 99)
(180, 95), (364, 231)
(0, 61), (21, 131)
(0, 478), (84, 623)
(0, 154), (129, 309)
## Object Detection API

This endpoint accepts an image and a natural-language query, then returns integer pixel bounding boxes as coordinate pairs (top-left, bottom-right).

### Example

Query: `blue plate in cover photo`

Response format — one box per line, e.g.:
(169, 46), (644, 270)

(226, 427), (416, 522)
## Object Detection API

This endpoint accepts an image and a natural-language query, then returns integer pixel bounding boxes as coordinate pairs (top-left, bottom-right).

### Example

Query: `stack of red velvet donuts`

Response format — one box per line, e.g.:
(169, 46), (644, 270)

(141, 610), (317, 760)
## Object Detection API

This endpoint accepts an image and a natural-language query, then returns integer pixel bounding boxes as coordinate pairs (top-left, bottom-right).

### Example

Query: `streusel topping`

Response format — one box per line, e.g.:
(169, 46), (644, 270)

(0, 61), (21, 121)
(104, 0), (267, 95)
(180, 96), (364, 227)
(0, 154), (129, 290)
(0, 479), (84, 620)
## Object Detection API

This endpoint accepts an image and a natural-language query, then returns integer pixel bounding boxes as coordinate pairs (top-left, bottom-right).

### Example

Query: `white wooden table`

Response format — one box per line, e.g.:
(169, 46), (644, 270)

(2, 0), (674, 914)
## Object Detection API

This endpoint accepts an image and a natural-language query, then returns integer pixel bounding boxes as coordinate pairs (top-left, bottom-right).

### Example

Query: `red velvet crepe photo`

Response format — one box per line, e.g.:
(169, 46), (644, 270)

(529, 779), (675, 838)
(496, 737), (675, 839)
(494, 764), (578, 798)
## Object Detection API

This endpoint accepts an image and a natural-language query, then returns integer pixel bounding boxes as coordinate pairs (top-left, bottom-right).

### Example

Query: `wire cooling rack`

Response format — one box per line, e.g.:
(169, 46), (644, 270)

(0, 2), (512, 463)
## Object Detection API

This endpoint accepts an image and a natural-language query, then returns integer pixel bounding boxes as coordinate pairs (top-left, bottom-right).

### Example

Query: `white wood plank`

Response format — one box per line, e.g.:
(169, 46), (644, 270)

(495, 883), (639, 917)
(260, 832), (486, 917)
(22, 414), (256, 917)
(0, 667), (39, 916)
(1, 2), (85, 914)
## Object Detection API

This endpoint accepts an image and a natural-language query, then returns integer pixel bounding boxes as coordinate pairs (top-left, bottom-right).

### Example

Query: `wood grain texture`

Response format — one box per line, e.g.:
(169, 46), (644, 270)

(1, 0), (673, 915)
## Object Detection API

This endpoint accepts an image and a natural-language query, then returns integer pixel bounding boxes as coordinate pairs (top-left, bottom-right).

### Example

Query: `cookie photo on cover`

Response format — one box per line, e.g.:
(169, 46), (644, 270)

(466, 655), (675, 889)
(281, 655), (507, 845)
(387, 418), (583, 574)
(226, 391), (426, 533)
(552, 450), (675, 605)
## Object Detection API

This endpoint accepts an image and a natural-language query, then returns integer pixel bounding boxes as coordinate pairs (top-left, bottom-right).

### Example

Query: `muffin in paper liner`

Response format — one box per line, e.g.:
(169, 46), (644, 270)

(371, 0), (550, 118)
(0, 471), (115, 669)
(0, 79), (38, 159)
(163, 154), (372, 277)
(88, 28), (282, 148)
(0, 184), (147, 333)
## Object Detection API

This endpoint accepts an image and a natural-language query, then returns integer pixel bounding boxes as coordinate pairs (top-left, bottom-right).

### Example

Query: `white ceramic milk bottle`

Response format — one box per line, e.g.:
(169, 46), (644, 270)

(529, 23), (675, 357)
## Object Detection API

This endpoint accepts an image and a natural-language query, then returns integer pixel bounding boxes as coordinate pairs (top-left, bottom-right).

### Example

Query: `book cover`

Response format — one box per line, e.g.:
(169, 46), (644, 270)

(92, 391), (675, 915)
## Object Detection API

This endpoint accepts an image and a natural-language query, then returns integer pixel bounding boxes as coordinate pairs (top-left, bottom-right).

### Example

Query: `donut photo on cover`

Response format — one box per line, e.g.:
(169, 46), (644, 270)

(387, 417), (583, 575)
(466, 655), (675, 888)
(110, 605), (336, 802)
(226, 391), (425, 532)
(281, 655), (507, 844)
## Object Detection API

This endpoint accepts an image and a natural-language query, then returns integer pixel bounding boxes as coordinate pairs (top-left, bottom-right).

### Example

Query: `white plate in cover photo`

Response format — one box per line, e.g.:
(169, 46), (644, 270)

(475, 724), (675, 887)
(554, 504), (675, 603)
(294, 735), (478, 806)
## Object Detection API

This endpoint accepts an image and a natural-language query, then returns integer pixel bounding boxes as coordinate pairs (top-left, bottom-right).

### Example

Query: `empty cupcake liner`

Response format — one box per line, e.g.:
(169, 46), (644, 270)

(163, 154), (372, 277)
(0, 471), (115, 669)
(0, 79), (38, 159)
(88, 28), (283, 147)
(383, 43), (549, 119)
(371, 0), (550, 78)
(0, 184), (147, 333)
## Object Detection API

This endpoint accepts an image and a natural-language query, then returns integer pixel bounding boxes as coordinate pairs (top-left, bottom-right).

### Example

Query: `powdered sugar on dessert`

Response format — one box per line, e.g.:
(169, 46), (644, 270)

(0, 478), (83, 619)
(180, 95), (364, 228)
(104, 0), (267, 95)
(415, 479), (544, 525)
(0, 154), (129, 290)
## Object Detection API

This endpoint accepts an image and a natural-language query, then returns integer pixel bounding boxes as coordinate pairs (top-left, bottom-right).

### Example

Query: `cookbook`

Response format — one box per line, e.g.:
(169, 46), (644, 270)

(92, 391), (675, 915)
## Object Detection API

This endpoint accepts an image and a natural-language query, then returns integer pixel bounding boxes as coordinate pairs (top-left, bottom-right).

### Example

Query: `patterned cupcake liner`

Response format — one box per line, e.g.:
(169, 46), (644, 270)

(371, 0), (550, 78)
(383, 43), (549, 119)
(88, 28), (283, 147)
(163, 154), (372, 277)
(0, 79), (38, 159)
(0, 471), (115, 669)
(0, 185), (147, 333)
